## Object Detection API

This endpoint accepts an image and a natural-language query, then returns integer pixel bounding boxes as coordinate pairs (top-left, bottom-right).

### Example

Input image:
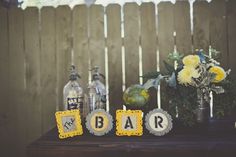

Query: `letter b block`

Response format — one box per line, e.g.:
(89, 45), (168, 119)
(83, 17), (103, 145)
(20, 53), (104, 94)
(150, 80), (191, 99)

(86, 109), (113, 136)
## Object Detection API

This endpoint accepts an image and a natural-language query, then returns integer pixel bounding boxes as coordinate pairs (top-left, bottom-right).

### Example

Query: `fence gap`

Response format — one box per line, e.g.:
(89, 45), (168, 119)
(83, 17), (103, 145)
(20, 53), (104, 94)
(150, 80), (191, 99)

(154, 2), (161, 109)
(121, 5), (126, 110)
(103, 7), (110, 112)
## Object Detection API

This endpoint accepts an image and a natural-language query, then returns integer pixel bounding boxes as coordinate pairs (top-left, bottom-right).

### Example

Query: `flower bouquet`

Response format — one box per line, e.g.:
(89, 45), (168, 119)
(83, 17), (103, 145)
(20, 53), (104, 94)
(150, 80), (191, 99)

(176, 50), (230, 124)
(143, 48), (234, 126)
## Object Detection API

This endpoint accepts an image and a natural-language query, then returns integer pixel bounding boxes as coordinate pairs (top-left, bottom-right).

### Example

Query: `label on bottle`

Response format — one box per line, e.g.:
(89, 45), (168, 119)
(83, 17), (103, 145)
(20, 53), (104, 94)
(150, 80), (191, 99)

(67, 91), (83, 111)
(67, 96), (83, 110)
(67, 97), (77, 110)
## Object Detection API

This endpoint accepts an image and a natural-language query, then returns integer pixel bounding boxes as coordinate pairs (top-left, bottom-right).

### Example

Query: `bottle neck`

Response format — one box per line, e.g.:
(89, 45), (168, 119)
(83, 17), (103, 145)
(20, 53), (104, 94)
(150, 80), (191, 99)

(70, 74), (78, 80)
(92, 74), (100, 81)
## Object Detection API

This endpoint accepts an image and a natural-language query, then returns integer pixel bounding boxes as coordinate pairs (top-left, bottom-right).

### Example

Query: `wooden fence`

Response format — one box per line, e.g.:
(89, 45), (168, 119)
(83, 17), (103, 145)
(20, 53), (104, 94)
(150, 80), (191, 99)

(0, 0), (236, 157)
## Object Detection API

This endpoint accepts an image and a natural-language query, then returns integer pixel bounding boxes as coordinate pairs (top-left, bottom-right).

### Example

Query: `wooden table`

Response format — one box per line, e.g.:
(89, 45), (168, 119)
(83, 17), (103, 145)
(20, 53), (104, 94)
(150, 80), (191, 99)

(27, 118), (236, 157)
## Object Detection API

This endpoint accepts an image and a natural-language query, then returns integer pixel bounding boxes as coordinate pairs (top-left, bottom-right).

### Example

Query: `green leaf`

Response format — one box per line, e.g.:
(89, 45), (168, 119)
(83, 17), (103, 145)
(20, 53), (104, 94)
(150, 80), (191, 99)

(163, 60), (175, 74)
(168, 51), (184, 61)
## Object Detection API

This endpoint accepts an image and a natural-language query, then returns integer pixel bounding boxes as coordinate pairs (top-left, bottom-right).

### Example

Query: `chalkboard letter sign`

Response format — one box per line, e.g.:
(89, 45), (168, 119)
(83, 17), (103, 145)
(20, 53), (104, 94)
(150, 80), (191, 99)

(145, 109), (173, 136)
(55, 109), (83, 139)
(86, 109), (113, 136)
(116, 110), (143, 136)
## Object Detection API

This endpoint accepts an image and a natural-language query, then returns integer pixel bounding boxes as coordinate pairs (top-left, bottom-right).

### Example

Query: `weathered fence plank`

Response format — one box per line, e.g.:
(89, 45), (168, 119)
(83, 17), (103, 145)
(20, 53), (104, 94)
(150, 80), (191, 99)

(158, 2), (175, 108)
(124, 3), (140, 88)
(89, 5), (105, 76)
(73, 5), (89, 117)
(24, 7), (41, 144)
(210, 0), (228, 69)
(141, 2), (157, 110)
(193, 0), (210, 52)
(174, 0), (192, 54)
(227, 0), (236, 78)
(0, 6), (11, 157)
(56, 6), (72, 110)
(41, 7), (57, 134)
(107, 4), (123, 114)
(8, 7), (25, 157)
(73, 5), (89, 92)
(158, 2), (175, 72)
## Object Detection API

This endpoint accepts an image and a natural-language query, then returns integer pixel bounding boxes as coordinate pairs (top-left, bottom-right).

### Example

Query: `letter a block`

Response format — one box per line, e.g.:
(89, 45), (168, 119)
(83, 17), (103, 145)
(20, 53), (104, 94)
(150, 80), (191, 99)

(116, 110), (143, 136)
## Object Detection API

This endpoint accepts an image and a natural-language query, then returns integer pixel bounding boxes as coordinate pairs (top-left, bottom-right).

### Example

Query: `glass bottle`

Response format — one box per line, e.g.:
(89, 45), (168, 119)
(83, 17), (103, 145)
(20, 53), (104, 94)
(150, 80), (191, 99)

(88, 66), (106, 112)
(63, 65), (84, 114)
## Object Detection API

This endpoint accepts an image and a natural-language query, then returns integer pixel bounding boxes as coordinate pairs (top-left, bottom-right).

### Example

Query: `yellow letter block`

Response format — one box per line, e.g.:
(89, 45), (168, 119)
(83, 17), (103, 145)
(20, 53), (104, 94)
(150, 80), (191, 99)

(55, 109), (83, 139)
(116, 110), (143, 136)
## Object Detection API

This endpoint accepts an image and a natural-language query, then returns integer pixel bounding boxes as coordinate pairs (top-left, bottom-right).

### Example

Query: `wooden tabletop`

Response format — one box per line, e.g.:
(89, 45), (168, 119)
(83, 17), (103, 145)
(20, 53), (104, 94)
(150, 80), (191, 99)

(27, 118), (236, 157)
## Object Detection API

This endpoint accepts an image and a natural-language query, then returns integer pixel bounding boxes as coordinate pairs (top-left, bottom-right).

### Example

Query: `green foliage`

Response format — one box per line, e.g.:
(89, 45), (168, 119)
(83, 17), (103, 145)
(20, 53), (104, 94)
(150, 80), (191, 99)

(162, 83), (199, 127)
(163, 61), (175, 74)
(213, 78), (236, 118)
(162, 79), (236, 127)
(168, 51), (184, 62)
(209, 47), (221, 59)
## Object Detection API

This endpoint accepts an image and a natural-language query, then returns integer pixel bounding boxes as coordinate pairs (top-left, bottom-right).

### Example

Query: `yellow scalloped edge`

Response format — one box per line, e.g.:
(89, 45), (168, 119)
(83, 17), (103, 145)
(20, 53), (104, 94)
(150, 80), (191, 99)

(116, 110), (143, 136)
(55, 109), (83, 139)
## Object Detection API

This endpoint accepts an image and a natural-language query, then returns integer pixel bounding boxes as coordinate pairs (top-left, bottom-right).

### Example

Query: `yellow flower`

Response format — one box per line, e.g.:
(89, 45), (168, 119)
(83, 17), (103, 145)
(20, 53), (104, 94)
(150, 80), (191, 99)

(209, 66), (226, 83)
(182, 55), (200, 68)
(178, 66), (200, 86)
